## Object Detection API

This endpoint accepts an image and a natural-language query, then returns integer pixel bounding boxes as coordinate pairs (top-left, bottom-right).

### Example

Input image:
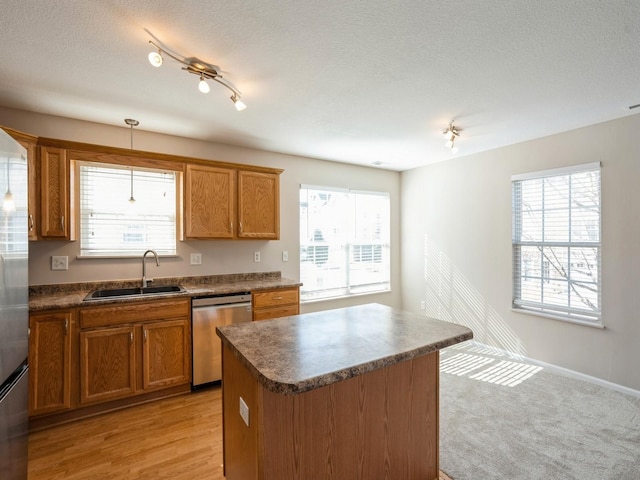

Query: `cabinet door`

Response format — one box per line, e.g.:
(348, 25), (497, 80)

(79, 326), (136, 404)
(142, 319), (190, 390)
(19, 140), (39, 240)
(39, 146), (71, 239)
(237, 170), (279, 239)
(185, 164), (235, 238)
(29, 311), (73, 416)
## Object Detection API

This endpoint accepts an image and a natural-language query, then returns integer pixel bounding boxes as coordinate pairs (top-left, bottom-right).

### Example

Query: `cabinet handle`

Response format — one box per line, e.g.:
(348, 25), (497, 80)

(60, 215), (64, 231)
(130, 332), (134, 344)
(239, 222), (243, 232)
(273, 296), (283, 301)
(64, 319), (68, 335)
(144, 329), (148, 343)
(28, 214), (34, 231)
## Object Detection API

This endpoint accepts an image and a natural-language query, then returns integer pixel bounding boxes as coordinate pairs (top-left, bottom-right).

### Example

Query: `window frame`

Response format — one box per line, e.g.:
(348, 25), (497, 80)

(76, 159), (182, 258)
(299, 184), (391, 302)
(511, 162), (602, 327)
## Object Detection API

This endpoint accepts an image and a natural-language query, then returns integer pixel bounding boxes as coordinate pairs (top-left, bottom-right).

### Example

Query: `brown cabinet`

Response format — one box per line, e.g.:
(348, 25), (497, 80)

(185, 164), (281, 239)
(78, 298), (191, 406)
(79, 325), (136, 404)
(28, 310), (74, 416)
(142, 319), (191, 390)
(26, 141), (38, 240)
(3, 128), (39, 240)
(252, 287), (300, 321)
(238, 170), (279, 239)
(184, 163), (235, 238)
(39, 146), (74, 239)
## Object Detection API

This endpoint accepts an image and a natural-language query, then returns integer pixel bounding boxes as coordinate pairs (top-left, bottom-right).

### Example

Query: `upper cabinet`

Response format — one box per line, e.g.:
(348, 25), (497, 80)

(3, 127), (39, 240)
(238, 170), (279, 239)
(184, 164), (236, 238)
(184, 164), (281, 240)
(1, 127), (282, 242)
(39, 146), (75, 240)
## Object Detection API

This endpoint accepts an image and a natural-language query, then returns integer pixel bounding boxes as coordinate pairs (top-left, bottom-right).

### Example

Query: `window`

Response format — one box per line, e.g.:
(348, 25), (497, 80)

(79, 162), (178, 256)
(512, 162), (601, 324)
(299, 185), (390, 301)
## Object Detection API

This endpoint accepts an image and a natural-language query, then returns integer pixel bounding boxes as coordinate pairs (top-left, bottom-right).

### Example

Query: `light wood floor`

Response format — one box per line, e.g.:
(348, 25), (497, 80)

(28, 386), (453, 480)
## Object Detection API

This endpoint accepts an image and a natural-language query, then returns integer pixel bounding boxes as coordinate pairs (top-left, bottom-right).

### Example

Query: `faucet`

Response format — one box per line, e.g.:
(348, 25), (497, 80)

(142, 249), (159, 288)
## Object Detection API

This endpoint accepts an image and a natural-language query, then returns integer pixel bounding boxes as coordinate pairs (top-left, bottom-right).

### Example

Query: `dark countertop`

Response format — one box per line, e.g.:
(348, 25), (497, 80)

(216, 303), (473, 395)
(29, 271), (301, 311)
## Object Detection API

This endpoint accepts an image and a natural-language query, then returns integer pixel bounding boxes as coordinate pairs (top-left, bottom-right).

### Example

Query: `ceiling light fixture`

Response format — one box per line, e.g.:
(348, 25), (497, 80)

(147, 39), (246, 111)
(442, 123), (461, 153)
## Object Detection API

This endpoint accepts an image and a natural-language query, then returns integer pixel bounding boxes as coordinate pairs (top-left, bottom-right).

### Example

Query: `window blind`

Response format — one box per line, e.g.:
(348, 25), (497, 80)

(79, 163), (177, 256)
(512, 163), (601, 323)
(299, 185), (390, 301)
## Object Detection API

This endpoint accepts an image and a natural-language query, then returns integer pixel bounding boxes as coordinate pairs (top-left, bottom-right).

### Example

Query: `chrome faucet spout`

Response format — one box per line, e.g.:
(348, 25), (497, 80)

(142, 249), (160, 288)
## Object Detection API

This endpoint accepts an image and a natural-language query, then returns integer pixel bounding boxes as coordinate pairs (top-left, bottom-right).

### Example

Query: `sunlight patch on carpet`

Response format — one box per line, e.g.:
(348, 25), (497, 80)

(441, 352), (543, 387)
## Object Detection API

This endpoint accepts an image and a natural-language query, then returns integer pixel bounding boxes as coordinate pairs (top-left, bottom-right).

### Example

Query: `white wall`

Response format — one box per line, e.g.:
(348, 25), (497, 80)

(401, 113), (640, 391)
(0, 107), (401, 313)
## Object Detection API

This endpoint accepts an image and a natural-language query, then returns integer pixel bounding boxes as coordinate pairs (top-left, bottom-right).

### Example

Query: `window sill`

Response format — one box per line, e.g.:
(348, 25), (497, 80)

(301, 289), (392, 304)
(511, 308), (604, 329)
(76, 254), (180, 260)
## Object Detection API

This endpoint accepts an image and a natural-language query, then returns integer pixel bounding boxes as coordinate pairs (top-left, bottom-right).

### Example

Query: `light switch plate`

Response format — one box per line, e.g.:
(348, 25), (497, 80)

(282, 250), (288, 262)
(190, 253), (202, 265)
(51, 256), (68, 271)
(239, 396), (250, 426)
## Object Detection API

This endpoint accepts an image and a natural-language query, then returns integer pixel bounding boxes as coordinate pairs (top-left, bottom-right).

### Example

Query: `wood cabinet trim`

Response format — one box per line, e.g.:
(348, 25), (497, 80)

(37, 136), (283, 175)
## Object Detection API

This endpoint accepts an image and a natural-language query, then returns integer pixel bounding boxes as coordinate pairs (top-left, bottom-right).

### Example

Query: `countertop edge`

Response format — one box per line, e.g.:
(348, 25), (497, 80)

(217, 306), (474, 396)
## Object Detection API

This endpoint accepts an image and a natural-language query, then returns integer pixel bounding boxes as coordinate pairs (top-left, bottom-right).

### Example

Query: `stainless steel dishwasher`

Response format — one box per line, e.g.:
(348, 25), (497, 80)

(191, 292), (252, 389)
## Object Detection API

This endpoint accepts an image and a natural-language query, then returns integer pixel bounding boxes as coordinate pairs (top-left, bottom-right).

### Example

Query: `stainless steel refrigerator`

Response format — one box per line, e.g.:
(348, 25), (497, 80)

(0, 128), (29, 479)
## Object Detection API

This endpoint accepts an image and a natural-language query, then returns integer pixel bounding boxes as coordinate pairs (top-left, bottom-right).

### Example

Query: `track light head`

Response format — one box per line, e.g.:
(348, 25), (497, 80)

(148, 50), (163, 67)
(231, 94), (247, 111)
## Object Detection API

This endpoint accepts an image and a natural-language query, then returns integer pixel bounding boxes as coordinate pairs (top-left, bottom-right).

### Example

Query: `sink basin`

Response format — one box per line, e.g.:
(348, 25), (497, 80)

(84, 285), (185, 301)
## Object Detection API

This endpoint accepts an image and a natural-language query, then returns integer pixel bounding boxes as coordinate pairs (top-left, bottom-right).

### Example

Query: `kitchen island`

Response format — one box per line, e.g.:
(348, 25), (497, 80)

(216, 303), (473, 480)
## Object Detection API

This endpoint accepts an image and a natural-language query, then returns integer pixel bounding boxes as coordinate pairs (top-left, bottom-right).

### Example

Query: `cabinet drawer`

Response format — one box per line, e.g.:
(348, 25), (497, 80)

(253, 304), (299, 321)
(252, 288), (299, 309)
(79, 298), (190, 329)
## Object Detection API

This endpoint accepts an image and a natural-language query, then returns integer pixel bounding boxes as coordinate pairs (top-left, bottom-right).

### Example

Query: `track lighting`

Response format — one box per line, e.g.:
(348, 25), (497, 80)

(147, 39), (246, 111)
(442, 123), (461, 153)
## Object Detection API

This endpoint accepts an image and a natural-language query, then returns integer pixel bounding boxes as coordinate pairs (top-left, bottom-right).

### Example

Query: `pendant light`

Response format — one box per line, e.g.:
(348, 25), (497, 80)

(2, 158), (15, 213)
(124, 118), (139, 204)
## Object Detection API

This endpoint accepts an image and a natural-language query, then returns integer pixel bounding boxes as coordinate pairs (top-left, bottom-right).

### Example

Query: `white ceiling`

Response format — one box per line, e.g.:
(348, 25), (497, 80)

(1, 1), (639, 171)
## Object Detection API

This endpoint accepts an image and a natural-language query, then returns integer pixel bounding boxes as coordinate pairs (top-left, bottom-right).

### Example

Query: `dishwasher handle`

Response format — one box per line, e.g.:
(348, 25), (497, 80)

(192, 293), (252, 308)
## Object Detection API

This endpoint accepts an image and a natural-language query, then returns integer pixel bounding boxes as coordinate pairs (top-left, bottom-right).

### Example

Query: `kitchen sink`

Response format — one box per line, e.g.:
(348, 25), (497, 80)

(84, 284), (185, 301)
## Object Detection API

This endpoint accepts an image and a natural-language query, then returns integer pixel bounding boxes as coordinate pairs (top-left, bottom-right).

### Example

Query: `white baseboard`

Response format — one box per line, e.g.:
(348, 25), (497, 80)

(465, 340), (640, 399)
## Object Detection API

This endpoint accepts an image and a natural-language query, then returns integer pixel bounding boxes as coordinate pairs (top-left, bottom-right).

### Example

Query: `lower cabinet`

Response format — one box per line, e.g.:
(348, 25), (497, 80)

(79, 299), (191, 406)
(28, 298), (191, 425)
(28, 310), (74, 416)
(252, 287), (300, 321)
(79, 326), (136, 404)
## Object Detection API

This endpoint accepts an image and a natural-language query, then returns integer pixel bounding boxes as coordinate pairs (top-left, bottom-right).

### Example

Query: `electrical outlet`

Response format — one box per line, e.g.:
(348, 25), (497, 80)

(254, 251), (261, 263)
(282, 250), (288, 262)
(51, 256), (68, 271)
(190, 253), (202, 265)
(239, 396), (250, 426)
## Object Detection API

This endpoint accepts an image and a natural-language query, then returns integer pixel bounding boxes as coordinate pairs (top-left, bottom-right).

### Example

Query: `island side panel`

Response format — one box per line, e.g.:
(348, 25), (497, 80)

(260, 352), (440, 480)
(221, 344), (259, 480)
